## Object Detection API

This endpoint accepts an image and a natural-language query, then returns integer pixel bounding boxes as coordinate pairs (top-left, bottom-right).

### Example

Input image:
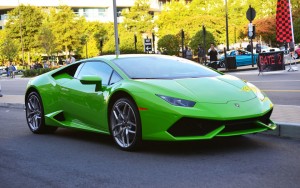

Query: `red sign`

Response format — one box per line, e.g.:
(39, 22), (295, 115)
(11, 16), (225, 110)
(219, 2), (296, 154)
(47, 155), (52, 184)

(258, 51), (285, 72)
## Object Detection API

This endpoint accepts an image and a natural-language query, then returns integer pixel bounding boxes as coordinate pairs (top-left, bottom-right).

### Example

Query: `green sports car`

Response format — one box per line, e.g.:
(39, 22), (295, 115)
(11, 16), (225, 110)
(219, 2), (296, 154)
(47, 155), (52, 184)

(25, 54), (276, 151)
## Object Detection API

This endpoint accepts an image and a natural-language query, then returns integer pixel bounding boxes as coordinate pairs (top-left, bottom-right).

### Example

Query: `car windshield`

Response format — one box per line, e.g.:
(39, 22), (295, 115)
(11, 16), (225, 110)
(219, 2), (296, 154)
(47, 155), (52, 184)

(113, 55), (220, 79)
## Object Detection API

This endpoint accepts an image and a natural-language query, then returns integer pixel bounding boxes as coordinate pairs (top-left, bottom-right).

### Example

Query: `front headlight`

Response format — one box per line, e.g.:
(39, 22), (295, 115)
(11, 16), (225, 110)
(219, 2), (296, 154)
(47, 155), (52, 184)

(156, 94), (196, 107)
(246, 82), (265, 101)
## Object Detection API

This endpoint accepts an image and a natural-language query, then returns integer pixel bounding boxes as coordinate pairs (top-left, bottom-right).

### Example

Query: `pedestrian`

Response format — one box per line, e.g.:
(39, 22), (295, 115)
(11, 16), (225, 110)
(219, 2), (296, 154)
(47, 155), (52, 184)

(8, 62), (16, 78)
(256, 43), (261, 53)
(247, 42), (252, 52)
(5, 66), (9, 77)
(207, 43), (218, 69)
(186, 47), (193, 60)
(70, 55), (76, 63)
(197, 44), (205, 64)
(208, 43), (218, 61)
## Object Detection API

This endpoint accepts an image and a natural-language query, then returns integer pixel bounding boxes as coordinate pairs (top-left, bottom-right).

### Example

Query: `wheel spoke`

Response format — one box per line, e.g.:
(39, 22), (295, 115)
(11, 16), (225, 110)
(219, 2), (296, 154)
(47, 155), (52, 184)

(127, 121), (136, 127)
(27, 101), (34, 111)
(112, 123), (123, 131)
(115, 106), (124, 120)
(125, 128), (130, 146)
(27, 111), (35, 118)
(127, 129), (136, 134)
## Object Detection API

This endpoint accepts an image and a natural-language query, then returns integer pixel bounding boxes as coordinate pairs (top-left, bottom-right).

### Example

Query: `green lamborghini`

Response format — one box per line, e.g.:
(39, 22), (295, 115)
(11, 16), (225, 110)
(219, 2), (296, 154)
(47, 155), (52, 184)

(25, 54), (276, 151)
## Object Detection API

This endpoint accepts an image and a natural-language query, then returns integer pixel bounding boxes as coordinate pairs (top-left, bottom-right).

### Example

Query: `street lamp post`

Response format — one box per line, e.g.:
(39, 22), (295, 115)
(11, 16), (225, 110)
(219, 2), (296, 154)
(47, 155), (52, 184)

(225, 0), (229, 51)
(113, 0), (120, 56)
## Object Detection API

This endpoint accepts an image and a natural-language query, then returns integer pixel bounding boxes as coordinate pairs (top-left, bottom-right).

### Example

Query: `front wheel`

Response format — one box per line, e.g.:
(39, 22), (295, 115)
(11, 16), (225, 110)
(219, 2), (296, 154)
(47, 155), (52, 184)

(25, 91), (57, 134)
(109, 98), (142, 151)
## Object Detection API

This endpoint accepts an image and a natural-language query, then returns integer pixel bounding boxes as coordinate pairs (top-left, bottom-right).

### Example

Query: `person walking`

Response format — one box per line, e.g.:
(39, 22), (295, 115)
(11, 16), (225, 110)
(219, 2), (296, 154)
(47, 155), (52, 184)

(197, 44), (205, 64)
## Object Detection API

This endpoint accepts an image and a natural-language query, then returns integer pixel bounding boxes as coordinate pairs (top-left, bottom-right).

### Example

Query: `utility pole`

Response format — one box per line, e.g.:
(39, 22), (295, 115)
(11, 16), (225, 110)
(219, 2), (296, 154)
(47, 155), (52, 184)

(112, 0), (120, 56)
(225, 0), (229, 51)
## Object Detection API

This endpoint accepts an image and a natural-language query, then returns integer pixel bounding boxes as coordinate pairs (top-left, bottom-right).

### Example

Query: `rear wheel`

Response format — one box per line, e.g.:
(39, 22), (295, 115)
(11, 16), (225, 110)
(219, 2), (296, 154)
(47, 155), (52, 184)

(109, 98), (141, 151)
(25, 91), (57, 133)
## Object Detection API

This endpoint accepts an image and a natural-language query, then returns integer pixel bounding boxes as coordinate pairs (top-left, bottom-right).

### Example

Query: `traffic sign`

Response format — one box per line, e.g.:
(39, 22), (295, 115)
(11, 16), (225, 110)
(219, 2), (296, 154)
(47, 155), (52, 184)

(246, 6), (256, 22)
(144, 38), (152, 52)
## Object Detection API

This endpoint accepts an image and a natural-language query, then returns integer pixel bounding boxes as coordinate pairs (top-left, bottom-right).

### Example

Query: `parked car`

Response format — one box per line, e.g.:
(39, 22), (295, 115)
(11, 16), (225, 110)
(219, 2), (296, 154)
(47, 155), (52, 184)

(25, 54), (276, 151)
(219, 50), (259, 67)
(261, 45), (280, 53)
(294, 47), (300, 59)
(0, 66), (7, 75)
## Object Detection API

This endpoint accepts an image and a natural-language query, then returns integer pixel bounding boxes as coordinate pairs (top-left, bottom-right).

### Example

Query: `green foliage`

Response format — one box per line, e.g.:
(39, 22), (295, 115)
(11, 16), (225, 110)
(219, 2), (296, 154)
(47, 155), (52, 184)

(0, 30), (20, 61)
(157, 35), (180, 55)
(6, 4), (44, 63)
(38, 16), (57, 58)
(122, 0), (154, 34)
(23, 68), (53, 77)
(48, 6), (86, 58)
(189, 30), (215, 53)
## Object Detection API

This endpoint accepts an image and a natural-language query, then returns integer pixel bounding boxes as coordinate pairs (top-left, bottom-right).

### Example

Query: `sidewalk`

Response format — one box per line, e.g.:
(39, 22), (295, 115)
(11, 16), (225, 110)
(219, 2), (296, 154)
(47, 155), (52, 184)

(0, 94), (299, 140)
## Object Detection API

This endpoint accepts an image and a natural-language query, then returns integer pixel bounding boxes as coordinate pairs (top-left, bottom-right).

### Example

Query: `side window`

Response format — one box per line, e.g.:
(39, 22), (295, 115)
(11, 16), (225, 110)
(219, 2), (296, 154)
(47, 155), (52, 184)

(109, 71), (122, 85)
(77, 61), (113, 86)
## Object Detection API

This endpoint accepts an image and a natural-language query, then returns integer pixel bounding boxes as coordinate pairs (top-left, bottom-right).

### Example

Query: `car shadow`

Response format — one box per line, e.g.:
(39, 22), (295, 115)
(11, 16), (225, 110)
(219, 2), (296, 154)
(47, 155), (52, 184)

(49, 128), (272, 155)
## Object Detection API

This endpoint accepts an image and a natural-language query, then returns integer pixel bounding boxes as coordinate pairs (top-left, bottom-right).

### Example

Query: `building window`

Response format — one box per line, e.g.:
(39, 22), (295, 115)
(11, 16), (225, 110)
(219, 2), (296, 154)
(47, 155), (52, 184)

(73, 8), (107, 21)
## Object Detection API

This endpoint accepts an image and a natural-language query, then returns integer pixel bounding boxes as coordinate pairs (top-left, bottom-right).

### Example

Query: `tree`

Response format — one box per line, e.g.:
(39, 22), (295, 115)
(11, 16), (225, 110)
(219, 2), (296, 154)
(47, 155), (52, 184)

(38, 20), (57, 60)
(252, 16), (276, 45)
(48, 6), (86, 58)
(157, 34), (180, 55)
(6, 4), (44, 64)
(189, 29), (215, 54)
(0, 30), (19, 62)
(122, 0), (154, 34)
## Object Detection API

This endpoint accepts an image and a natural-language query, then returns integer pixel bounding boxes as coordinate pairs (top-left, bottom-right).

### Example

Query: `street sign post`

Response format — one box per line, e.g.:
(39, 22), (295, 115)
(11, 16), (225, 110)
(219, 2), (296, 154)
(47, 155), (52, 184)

(246, 5), (256, 67)
(144, 38), (152, 53)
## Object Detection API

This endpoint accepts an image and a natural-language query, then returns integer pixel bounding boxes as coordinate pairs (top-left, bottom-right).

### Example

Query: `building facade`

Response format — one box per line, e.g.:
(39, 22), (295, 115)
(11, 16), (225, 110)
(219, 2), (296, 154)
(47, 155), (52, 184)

(0, 0), (164, 29)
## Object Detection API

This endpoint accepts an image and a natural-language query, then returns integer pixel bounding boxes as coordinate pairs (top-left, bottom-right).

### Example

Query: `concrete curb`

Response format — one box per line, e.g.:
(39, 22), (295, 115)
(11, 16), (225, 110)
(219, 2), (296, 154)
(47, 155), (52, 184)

(261, 122), (300, 140)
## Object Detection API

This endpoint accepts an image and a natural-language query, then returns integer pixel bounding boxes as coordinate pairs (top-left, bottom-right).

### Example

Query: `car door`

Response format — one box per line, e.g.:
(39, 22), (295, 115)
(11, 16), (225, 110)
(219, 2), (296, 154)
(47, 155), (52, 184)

(60, 61), (114, 131)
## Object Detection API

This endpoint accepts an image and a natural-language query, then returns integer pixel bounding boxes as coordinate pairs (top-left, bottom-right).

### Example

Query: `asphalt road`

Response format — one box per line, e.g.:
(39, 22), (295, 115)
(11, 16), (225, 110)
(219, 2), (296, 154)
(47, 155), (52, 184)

(1, 108), (300, 188)
(229, 69), (300, 106)
(0, 77), (29, 95)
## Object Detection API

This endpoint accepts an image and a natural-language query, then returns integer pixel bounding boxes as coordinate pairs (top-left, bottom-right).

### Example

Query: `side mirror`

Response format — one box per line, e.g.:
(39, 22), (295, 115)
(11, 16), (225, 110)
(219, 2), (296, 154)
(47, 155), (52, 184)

(79, 75), (102, 92)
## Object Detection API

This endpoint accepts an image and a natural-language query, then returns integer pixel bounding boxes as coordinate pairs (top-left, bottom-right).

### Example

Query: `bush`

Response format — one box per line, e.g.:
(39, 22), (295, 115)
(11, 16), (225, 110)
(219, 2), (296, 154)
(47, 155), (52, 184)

(23, 68), (53, 77)
(157, 34), (180, 55)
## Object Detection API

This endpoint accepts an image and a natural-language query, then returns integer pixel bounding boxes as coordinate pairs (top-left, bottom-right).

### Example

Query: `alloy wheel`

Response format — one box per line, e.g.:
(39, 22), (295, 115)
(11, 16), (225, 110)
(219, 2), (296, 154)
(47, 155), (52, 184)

(110, 99), (139, 150)
(26, 93), (42, 131)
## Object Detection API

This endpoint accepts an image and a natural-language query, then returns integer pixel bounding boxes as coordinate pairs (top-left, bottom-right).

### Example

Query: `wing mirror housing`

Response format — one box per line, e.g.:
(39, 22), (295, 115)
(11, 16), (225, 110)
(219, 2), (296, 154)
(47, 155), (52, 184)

(79, 75), (102, 91)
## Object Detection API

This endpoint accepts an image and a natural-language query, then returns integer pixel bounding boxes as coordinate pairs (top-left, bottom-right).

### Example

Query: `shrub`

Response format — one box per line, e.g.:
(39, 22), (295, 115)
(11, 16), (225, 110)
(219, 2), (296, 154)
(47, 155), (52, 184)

(23, 68), (52, 77)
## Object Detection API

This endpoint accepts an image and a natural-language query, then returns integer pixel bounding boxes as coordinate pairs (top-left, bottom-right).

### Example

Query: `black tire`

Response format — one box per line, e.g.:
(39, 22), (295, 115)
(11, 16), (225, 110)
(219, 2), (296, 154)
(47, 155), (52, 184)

(109, 98), (142, 151)
(25, 91), (57, 134)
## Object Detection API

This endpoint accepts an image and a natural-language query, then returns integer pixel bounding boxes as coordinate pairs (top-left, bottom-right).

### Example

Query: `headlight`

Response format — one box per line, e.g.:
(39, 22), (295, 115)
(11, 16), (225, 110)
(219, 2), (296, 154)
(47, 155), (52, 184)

(246, 82), (265, 101)
(156, 94), (196, 107)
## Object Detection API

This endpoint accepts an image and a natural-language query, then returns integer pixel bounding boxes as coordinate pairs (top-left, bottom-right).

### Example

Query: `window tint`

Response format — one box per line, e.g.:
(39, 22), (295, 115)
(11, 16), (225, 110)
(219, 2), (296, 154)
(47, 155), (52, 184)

(77, 61), (113, 86)
(109, 71), (122, 85)
(113, 56), (220, 79)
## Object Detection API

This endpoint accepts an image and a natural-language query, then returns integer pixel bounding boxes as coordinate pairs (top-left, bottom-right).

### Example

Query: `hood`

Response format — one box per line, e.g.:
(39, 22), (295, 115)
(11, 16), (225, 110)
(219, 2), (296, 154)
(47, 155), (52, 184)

(137, 75), (256, 104)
